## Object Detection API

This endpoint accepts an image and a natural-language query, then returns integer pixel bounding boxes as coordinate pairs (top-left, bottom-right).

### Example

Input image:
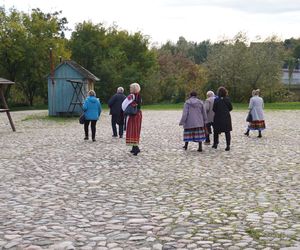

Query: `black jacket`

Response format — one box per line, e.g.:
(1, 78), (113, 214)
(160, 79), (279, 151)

(213, 97), (233, 133)
(108, 93), (126, 116)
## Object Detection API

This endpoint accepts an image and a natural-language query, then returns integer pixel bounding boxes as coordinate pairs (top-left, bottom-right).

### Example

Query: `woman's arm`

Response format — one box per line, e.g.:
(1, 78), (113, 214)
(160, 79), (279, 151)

(179, 103), (189, 126)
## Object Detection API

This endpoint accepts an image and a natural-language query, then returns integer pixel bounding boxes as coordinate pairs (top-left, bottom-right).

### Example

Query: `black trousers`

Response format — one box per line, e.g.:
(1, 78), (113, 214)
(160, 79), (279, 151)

(205, 122), (213, 142)
(213, 131), (231, 146)
(111, 115), (124, 137)
(84, 120), (97, 139)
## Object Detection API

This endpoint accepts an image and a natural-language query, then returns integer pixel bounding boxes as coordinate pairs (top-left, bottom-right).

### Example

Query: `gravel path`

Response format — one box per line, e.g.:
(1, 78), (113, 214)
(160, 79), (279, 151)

(0, 110), (299, 250)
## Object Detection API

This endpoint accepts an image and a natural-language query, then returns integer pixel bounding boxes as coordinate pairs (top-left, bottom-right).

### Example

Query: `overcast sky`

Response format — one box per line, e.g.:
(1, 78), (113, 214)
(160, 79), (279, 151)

(3, 0), (300, 46)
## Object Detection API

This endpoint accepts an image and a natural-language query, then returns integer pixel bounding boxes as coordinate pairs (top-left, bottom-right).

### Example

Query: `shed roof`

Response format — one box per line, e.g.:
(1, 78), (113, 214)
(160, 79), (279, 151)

(0, 78), (15, 85)
(54, 60), (100, 81)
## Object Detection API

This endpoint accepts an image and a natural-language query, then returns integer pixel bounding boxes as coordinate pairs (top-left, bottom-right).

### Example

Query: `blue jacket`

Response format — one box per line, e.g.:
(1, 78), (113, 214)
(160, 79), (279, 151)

(83, 96), (101, 121)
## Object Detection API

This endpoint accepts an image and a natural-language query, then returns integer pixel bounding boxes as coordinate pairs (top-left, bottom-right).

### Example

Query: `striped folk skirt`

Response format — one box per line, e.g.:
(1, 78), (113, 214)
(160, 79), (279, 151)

(126, 111), (142, 146)
(248, 120), (266, 131)
(183, 127), (206, 142)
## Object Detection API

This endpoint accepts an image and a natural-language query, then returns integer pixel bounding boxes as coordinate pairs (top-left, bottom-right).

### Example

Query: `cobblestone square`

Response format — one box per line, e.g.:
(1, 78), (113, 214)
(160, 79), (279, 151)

(0, 110), (299, 250)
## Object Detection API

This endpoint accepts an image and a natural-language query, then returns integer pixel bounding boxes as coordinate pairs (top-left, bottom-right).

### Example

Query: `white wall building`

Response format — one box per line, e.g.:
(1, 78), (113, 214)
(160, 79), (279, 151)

(282, 69), (300, 85)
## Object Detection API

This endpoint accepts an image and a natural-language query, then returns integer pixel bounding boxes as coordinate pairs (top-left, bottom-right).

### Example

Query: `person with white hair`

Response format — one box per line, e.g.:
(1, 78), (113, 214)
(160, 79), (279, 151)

(108, 87), (126, 138)
(244, 89), (266, 137)
(204, 90), (215, 144)
(122, 83), (142, 156)
(83, 90), (101, 142)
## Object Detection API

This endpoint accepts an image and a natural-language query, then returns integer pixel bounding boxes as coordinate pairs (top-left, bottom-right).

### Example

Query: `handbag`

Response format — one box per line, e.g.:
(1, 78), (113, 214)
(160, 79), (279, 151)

(124, 103), (138, 116)
(246, 111), (253, 122)
(79, 113), (85, 124)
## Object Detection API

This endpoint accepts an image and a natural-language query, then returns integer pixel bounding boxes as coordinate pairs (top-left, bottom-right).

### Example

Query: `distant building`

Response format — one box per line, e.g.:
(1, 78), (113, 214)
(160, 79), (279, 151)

(282, 67), (300, 100)
(282, 68), (300, 85)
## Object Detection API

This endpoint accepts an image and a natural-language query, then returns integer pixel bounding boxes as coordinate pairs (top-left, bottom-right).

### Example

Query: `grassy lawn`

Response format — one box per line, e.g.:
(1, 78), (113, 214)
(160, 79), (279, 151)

(144, 102), (300, 110)
(11, 102), (300, 114)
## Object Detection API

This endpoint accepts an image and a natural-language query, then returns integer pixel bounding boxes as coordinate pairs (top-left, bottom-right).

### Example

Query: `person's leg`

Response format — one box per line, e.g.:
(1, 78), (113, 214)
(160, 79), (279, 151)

(197, 142), (202, 152)
(244, 128), (250, 136)
(258, 130), (262, 138)
(225, 132), (231, 151)
(205, 123), (211, 144)
(119, 122), (124, 138)
(91, 120), (97, 141)
(84, 120), (90, 139)
(111, 115), (117, 137)
(212, 133), (219, 148)
(183, 142), (188, 150)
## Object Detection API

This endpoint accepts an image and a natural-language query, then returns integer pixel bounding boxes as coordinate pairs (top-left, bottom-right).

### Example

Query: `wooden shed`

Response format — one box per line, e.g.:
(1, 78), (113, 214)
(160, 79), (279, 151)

(47, 60), (99, 116)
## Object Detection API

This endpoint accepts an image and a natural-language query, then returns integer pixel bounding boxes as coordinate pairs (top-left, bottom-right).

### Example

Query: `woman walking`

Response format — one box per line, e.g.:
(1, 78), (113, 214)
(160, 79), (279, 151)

(122, 83), (142, 156)
(204, 90), (215, 145)
(179, 91), (207, 152)
(83, 90), (101, 142)
(212, 86), (232, 151)
(244, 89), (266, 137)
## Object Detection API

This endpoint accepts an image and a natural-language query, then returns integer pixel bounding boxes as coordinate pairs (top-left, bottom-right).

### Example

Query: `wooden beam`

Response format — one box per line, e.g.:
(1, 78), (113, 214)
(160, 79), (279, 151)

(0, 86), (16, 131)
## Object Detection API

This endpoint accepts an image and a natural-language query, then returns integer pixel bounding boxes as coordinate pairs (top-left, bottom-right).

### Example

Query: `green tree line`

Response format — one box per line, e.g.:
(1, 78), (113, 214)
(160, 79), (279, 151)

(0, 7), (299, 106)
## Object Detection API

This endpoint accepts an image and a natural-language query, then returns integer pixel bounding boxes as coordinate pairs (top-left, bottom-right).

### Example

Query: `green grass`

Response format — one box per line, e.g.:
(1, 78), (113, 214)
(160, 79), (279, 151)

(144, 102), (300, 110)
(22, 114), (77, 123)
(246, 228), (263, 240)
(10, 102), (300, 112)
(10, 104), (48, 111)
(143, 103), (184, 110)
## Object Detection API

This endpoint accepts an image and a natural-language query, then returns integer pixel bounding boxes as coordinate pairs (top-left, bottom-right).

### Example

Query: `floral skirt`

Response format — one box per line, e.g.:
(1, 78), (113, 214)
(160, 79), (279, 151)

(183, 127), (206, 142)
(248, 120), (266, 131)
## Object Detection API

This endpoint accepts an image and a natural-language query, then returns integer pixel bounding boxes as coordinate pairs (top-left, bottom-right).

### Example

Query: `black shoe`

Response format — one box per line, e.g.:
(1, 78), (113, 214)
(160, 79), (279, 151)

(212, 144), (217, 149)
(258, 134), (262, 138)
(119, 135), (123, 138)
(112, 135), (118, 138)
(197, 148), (203, 152)
(225, 146), (230, 151)
(244, 130), (250, 136)
(84, 137), (88, 140)
(133, 146), (140, 156)
(92, 138), (96, 142)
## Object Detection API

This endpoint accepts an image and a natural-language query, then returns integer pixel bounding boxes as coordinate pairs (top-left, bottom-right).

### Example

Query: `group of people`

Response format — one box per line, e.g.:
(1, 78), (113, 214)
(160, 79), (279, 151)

(179, 87), (266, 151)
(82, 83), (143, 156)
(81, 83), (266, 156)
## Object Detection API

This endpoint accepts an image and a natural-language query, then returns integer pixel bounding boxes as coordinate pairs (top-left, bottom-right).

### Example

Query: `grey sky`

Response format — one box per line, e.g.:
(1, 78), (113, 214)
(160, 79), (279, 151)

(165, 0), (300, 14)
(3, 0), (300, 46)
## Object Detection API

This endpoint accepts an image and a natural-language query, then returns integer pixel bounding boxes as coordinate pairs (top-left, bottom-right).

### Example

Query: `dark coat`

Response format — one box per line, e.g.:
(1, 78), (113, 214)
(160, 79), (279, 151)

(212, 97), (233, 133)
(108, 93), (126, 116)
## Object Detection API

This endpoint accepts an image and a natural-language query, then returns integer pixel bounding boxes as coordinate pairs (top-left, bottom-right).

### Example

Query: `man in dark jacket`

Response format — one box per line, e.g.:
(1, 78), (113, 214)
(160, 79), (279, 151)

(108, 87), (126, 138)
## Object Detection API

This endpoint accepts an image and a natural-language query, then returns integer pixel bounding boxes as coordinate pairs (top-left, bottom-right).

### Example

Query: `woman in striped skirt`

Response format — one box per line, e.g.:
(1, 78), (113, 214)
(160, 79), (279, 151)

(122, 83), (142, 156)
(244, 89), (266, 138)
(179, 91), (208, 152)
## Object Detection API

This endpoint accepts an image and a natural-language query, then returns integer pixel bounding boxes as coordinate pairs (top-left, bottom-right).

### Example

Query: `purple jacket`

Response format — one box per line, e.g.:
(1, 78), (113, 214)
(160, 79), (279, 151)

(179, 97), (208, 129)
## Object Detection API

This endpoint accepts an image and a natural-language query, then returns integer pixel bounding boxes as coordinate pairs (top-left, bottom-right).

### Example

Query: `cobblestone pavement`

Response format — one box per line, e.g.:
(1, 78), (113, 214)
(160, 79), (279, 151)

(0, 110), (299, 250)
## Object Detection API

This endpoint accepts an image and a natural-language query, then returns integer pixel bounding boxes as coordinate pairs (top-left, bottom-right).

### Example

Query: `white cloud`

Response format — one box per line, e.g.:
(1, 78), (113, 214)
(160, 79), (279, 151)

(2, 0), (300, 45)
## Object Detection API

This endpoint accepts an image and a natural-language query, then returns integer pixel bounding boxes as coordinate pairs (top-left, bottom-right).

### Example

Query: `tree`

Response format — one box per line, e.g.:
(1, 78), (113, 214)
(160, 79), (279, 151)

(0, 7), (70, 105)
(69, 22), (157, 102)
(206, 33), (284, 102)
(156, 49), (207, 103)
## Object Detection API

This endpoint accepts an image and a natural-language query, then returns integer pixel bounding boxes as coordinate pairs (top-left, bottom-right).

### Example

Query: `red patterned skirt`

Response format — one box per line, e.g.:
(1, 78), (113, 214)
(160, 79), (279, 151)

(248, 120), (266, 131)
(126, 111), (142, 145)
